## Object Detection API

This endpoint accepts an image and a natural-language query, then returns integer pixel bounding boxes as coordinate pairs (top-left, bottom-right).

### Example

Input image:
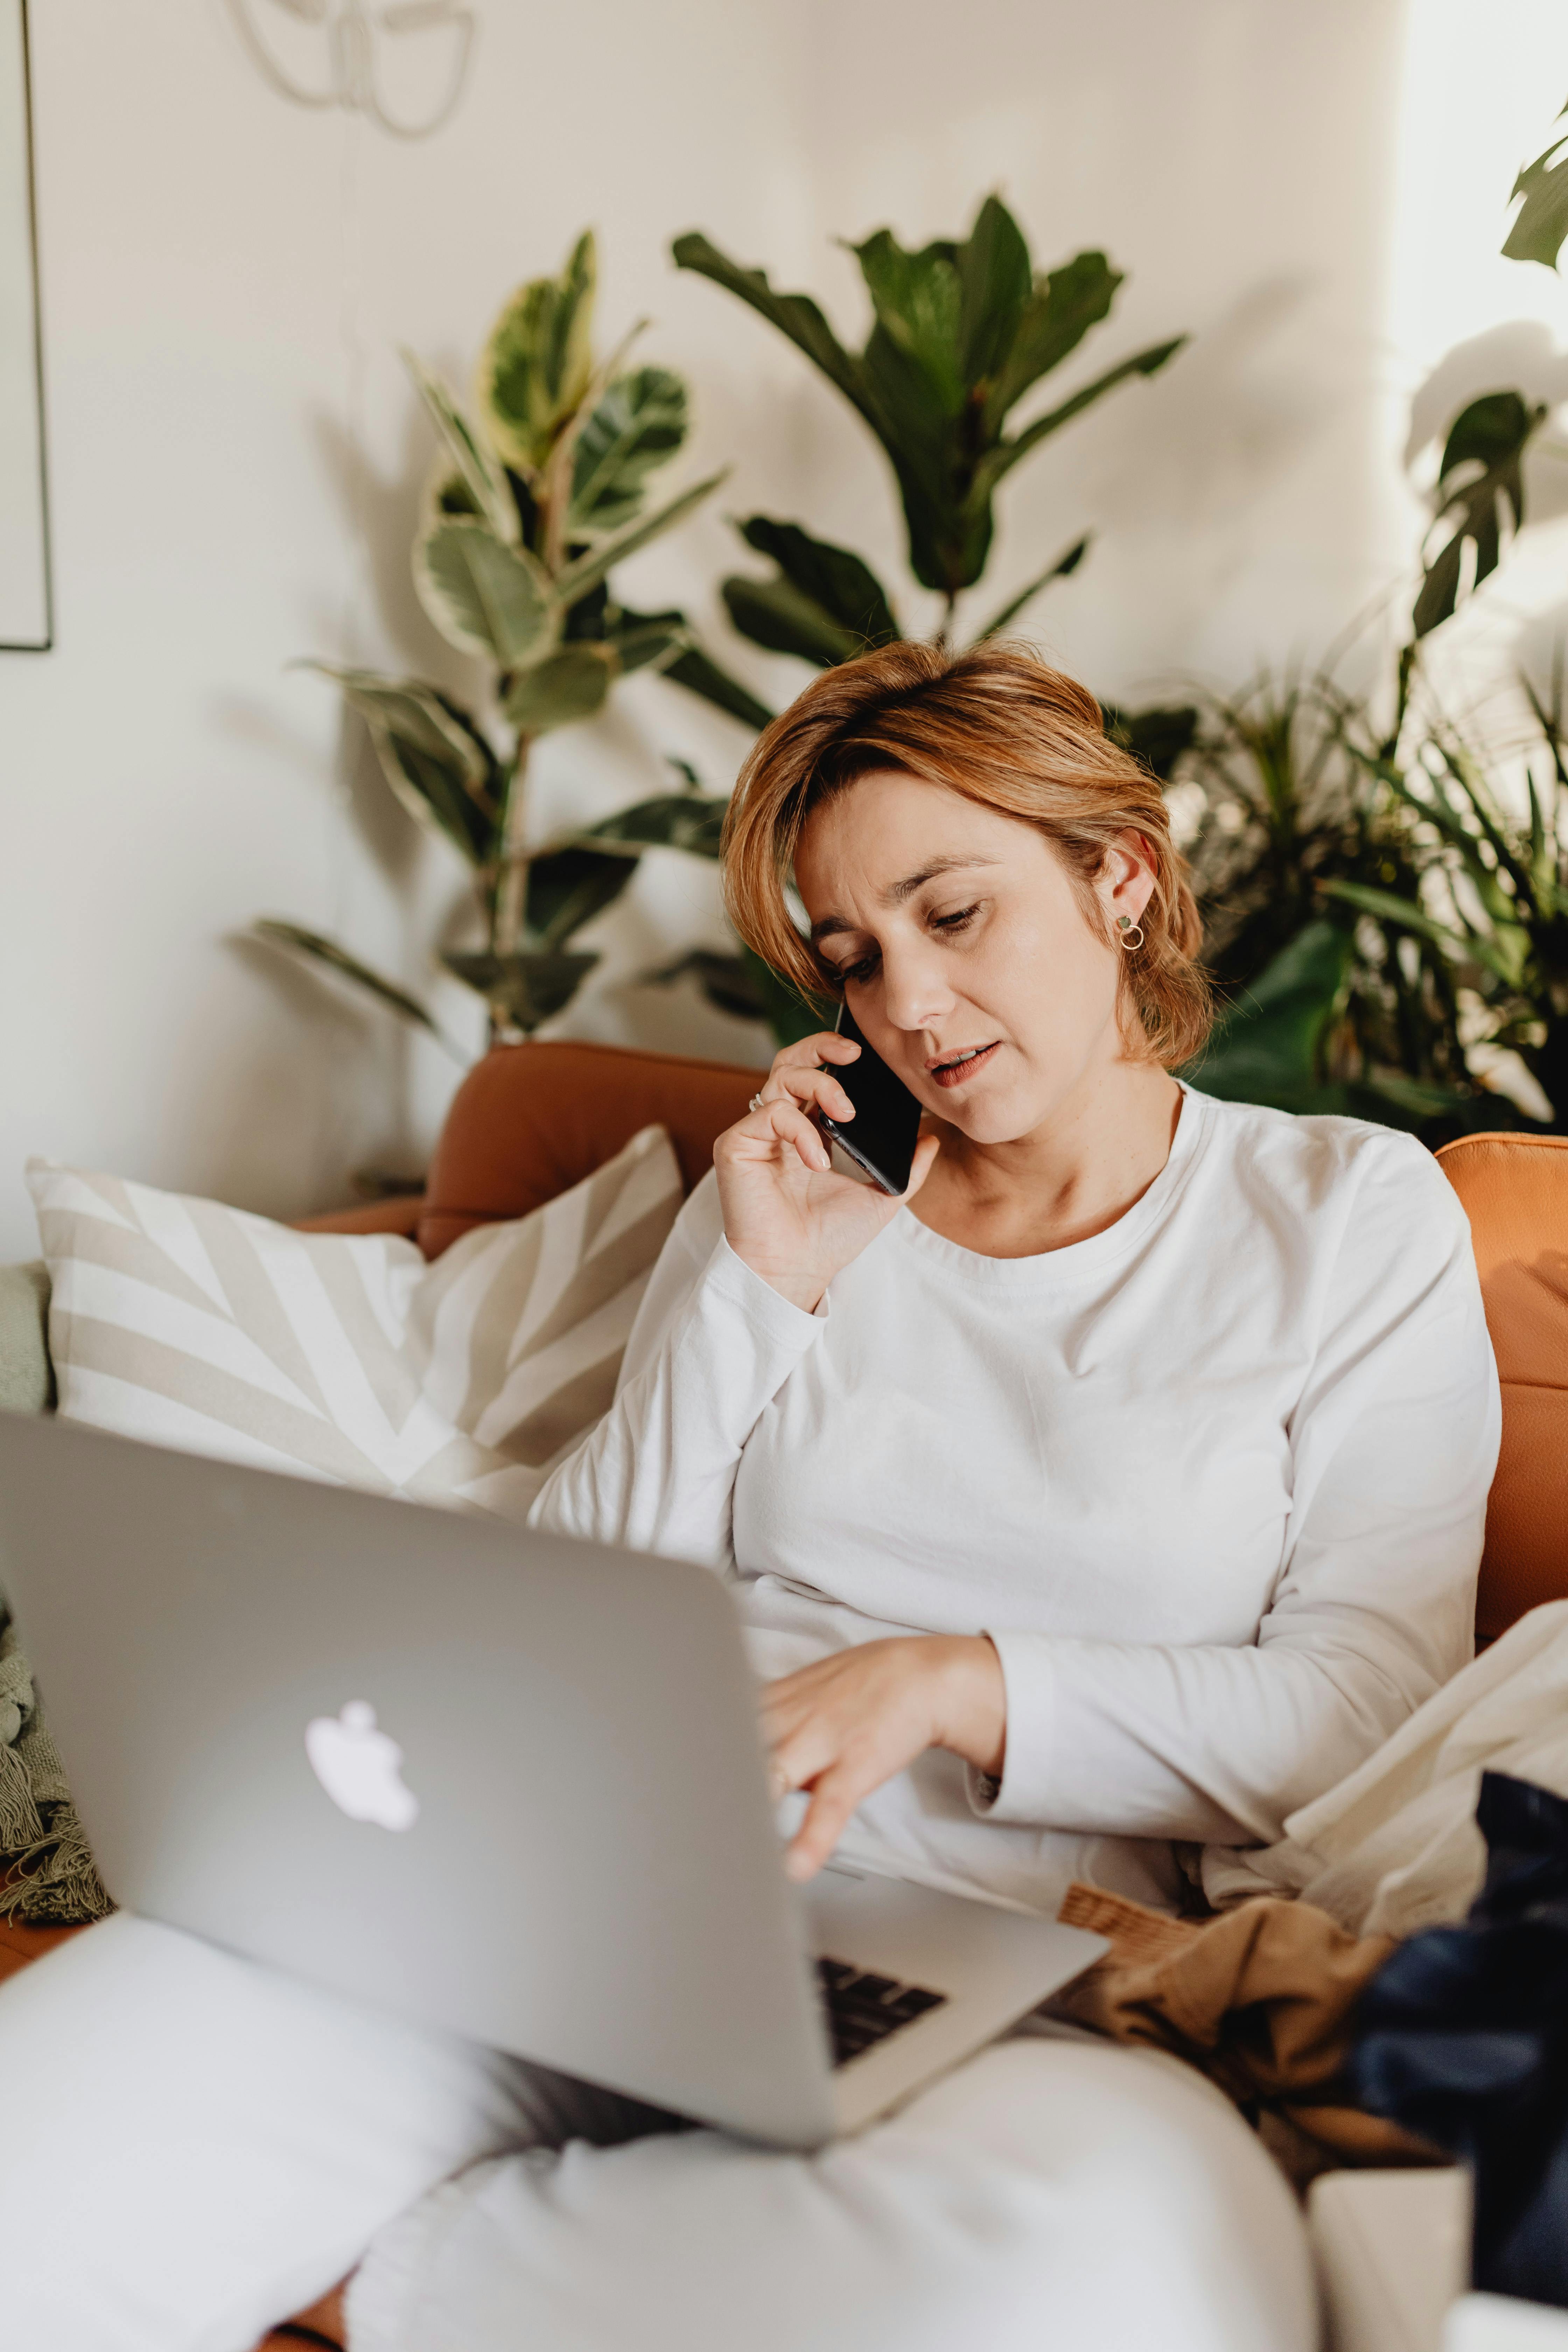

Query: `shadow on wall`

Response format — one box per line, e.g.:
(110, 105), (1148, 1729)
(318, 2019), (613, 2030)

(1407, 320), (1568, 534)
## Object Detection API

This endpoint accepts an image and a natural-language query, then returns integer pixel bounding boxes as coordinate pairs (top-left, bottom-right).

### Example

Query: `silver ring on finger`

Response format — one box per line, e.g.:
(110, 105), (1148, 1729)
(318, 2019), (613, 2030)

(749, 1092), (765, 1112)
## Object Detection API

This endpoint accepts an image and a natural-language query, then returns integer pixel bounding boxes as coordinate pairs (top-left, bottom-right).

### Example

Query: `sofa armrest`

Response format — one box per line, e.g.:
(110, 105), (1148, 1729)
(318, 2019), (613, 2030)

(0, 1261), (54, 1415)
(294, 1196), (426, 1240)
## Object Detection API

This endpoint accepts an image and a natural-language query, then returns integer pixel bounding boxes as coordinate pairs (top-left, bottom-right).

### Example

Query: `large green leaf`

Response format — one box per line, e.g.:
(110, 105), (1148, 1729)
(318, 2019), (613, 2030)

(651, 943), (831, 1046)
(479, 229), (597, 475)
(442, 947), (599, 1033)
(553, 470), (726, 607)
(504, 643), (616, 735)
(569, 367), (688, 534)
(1323, 878), (1532, 989)
(253, 920), (463, 1057)
(1504, 100), (1568, 269)
(414, 519), (558, 666)
(736, 517), (900, 648)
(859, 317), (962, 588)
(1103, 699), (1199, 782)
(985, 251), (1123, 428)
(525, 845), (640, 947)
(581, 787), (729, 859)
(604, 597), (773, 730)
(1413, 392), (1545, 639)
(671, 232), (881, 434)
(722, 575), (863, 667)
(303, 664), (499, 864)
(976, 337), (1187, 502)
(971, 536), (1088, 639)
(1181, 920), (1353, 1109)
(852, 230), (966, 415)
(402, 350), (517, 545)
(603, 617), (688, 676)
(955, 197), (1034, 400)
(653, 639), (774, 730)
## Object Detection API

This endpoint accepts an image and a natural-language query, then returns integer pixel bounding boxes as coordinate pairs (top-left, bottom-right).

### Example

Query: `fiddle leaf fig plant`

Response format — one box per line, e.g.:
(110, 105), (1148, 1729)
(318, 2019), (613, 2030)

(674, 194), (1184, 636)
(258, 230), (769, 1049)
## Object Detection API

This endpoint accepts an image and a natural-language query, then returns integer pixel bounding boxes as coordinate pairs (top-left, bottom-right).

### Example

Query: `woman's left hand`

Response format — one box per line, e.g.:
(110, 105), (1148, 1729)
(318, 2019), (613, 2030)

(759, 1635), (1007, 1882)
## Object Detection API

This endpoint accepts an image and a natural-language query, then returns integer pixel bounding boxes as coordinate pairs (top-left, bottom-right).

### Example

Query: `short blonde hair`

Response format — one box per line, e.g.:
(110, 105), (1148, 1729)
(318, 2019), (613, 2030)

(722, 639), (1212, 1068)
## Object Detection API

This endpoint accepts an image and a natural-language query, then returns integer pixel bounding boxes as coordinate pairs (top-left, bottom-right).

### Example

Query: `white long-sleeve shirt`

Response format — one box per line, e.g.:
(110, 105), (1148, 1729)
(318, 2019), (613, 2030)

(530, 1087), (1500, 1914)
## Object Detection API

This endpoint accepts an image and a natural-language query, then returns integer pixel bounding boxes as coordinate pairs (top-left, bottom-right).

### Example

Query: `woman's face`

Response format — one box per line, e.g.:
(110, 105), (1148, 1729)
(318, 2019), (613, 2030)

(793, 770), (1156, 1144)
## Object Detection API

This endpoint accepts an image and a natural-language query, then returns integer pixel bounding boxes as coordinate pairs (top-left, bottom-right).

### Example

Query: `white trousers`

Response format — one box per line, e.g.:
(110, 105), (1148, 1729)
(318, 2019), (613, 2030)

(2, 1913), (1316, 2352)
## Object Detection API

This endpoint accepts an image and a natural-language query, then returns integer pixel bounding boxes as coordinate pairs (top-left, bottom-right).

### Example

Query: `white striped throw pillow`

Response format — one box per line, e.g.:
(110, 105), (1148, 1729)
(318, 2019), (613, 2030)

(26, 1124), (682, 1525)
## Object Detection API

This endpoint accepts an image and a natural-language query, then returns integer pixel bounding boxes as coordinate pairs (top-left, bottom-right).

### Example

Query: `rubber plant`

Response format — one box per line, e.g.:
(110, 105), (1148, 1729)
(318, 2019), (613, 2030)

(258, 229), (770, 1049)
(651, 195), (1193, 1033)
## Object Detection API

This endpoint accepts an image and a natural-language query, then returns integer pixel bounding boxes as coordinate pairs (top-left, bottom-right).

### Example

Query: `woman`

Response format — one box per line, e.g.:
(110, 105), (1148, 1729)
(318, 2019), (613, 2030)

(7, 644), (1497, 2352)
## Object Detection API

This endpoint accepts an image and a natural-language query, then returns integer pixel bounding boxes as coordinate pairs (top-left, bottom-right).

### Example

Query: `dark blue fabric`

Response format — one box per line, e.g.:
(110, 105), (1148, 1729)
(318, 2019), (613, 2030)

(1350, 1772), (1568, 2308)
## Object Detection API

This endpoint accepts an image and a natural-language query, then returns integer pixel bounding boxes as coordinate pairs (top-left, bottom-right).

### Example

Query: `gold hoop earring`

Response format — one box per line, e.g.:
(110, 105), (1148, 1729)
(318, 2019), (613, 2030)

(1116, 915), (1145, 952)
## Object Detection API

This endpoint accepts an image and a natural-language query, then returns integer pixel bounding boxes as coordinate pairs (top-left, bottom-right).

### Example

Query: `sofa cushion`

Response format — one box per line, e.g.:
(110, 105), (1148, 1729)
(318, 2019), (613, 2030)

(24, 1125), (680, 1519)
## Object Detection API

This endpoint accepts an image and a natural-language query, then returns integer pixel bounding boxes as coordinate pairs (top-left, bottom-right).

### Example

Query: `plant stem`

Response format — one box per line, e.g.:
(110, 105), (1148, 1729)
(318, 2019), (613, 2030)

(938, 593), (958, 648)
(489, 740), (533, 1042)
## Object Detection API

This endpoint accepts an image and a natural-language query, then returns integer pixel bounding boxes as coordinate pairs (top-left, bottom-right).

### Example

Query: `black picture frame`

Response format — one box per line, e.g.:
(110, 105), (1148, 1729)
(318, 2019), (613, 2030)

(1, 0), (51, 652)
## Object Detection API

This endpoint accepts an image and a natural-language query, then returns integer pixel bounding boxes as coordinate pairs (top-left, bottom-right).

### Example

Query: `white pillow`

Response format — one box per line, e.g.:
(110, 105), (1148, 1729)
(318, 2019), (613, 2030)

(26, 1124), (681, 1525)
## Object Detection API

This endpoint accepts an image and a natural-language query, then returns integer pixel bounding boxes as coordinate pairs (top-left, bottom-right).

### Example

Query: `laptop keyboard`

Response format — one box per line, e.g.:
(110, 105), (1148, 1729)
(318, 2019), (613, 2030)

(816, 1956), (948, 2068)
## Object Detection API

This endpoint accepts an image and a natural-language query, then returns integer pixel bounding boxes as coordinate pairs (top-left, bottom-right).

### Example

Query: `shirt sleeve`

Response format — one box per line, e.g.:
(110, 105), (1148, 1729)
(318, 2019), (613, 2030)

(527, 1172), (826, 1569)
(972, 1133), (1502, 1845)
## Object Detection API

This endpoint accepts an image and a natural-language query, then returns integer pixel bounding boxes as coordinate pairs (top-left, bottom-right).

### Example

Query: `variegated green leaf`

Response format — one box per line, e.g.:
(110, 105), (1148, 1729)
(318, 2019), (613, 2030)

(504, 642), (617, 735)
(554, 471), (727, 607)
(401, 349), (518, 544)
(569, 368), (688, 534)
(254, 921), (467, 1061)
(301, 663), (499, 865)
(414, 519), (558, 666)
(441, 947), (599, 1032)
(479, 230), (597, 475)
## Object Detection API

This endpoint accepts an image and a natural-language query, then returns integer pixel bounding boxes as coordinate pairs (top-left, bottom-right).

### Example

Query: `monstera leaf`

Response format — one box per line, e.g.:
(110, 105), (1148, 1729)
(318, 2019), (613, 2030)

(675, 198), (1184, 596)
(1504, 99), (1568, 270)
(301, 665), (500, 865)
(415, 519), (558, 667)
(569, 367), (688, 533)
(479, 230), (597, 475)
(1414, 393), (1546, 640)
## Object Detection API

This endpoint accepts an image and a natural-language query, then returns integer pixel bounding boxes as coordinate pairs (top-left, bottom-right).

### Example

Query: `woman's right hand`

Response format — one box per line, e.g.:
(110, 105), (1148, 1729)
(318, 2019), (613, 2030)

(713, 1031), (939, 1314)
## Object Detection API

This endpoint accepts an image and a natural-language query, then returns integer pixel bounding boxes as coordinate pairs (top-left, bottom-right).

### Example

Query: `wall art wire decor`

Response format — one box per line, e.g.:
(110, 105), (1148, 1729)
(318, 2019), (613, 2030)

(0, 0), (50, 651)
(227, 0), (476, 140)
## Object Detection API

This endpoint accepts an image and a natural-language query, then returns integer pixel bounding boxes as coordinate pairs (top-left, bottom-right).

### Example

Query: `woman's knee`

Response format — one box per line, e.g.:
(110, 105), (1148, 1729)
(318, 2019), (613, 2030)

(867, 2036), (1317, 2352)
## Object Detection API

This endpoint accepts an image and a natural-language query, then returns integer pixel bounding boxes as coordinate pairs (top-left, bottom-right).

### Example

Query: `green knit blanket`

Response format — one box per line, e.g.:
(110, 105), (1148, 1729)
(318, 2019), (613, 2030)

(0, 1600), (112, 1924)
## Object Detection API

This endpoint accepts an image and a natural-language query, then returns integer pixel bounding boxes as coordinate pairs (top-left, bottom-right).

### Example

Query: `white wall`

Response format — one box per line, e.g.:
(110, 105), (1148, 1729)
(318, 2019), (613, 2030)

(2, 0), (1564, 1258)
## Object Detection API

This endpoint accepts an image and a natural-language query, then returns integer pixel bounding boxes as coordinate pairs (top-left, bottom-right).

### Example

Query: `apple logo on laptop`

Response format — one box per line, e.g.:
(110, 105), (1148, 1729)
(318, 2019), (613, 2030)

(304, 1701), (419, 1831)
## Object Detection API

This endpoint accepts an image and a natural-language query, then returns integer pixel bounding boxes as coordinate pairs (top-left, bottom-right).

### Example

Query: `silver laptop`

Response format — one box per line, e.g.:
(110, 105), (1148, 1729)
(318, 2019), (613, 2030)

(0, 1413), (1104, 2147)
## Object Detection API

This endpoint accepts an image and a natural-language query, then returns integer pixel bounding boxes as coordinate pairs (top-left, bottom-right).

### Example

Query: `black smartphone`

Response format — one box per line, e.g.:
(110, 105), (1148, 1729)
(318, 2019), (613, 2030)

(816, 1001), (924, 1197)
